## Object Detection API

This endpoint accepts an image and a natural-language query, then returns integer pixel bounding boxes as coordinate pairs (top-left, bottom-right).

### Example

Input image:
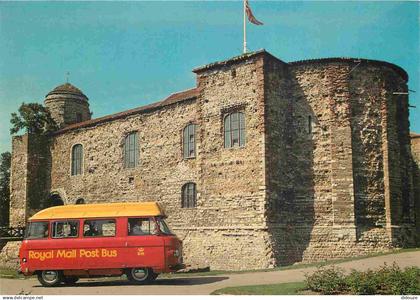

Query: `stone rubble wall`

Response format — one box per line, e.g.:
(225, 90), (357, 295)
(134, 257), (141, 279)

(45, 95), (90, 128)
(193, 55), (270, 269)
(264, 59), (415, 265)
(49, 55), (269, 270)
(10, 134), (51, 227)
(0, 241), (21, 270)
(381, 71), (416, 245)
(410, 135), (420, 243)
(10, 136), (28, 227)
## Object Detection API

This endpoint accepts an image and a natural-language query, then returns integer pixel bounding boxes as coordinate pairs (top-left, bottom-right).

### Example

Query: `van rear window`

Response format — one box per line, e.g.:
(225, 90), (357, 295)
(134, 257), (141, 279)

(25, 222), (49, 239)
(83, 219), (116, 237)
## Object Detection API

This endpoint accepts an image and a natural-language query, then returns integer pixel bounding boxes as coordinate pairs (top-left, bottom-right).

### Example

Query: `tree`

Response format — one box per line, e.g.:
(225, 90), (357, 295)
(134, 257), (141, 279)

(0, 152), (11, 226)
(10, 103), (58, 135)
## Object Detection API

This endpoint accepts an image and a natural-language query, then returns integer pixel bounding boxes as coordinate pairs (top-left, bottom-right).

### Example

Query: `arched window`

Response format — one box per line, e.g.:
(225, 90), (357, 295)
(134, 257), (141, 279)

(71, 144), (83, 175)
(48, 193), (64, 207)
(124, 132), (139, 168)
(75, 198), (85, 204)
(183, 124), (196, 158)
(181, 182), (196, 208)
(224, 112), (246, 148)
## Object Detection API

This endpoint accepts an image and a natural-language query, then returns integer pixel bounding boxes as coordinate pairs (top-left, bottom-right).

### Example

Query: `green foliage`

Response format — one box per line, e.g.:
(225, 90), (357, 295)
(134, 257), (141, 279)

(10, 102), (58, 135)
(0, 152), (11, 226)
(346, 269), (380, 294)
(305, 263), (420, 295)
(305, 265), (346, 294)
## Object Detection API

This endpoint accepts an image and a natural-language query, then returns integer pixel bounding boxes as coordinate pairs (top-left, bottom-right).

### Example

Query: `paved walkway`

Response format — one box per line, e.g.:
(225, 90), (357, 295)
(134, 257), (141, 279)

(1, 251), (419, 295)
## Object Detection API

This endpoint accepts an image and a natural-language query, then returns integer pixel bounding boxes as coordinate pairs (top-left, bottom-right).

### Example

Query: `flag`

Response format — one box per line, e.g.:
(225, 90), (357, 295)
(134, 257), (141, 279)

(245, 0), (263, 25)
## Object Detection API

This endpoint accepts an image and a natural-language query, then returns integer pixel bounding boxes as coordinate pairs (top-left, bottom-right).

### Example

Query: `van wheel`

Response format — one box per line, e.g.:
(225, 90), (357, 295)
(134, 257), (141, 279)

(126, 268), (155, 284)
(63, 276), (79, 285)
(37, 270), (63, 287)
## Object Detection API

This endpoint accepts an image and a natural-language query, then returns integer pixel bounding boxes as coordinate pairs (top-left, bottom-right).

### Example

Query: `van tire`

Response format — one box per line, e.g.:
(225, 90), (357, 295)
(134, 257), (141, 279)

(63, 276), (79, 285)
(126, 268), (155, 284)
(37, 270), (63, 287)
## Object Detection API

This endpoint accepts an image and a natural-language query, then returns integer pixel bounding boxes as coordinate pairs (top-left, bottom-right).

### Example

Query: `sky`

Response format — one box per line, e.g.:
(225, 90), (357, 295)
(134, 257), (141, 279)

(0, 1), (419, 154)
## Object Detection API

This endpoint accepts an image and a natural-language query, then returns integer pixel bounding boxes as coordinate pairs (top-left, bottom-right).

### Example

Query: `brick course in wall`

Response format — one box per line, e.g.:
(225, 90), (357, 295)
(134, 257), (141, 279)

(8, 50), (419, 270)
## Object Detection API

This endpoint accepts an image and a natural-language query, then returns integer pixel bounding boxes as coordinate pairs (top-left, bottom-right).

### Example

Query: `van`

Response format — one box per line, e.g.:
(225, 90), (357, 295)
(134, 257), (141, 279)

(19, 202), (185, 286)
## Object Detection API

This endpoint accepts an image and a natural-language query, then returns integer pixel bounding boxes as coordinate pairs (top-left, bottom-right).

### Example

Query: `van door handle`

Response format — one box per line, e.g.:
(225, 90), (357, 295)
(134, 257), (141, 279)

(125, 241), (128, 246)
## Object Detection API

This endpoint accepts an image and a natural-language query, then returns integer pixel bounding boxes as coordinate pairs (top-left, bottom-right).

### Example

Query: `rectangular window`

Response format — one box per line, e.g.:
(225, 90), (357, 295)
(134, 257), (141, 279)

(83, 219), (116, 237)
(52, 220), (79, 238)
(224, 114), (231, 148)
(71, 144), (83, 176)
(224, 112), (246, 148)
(183, 124), (196, 158)
(239, 113), (245, 146)
(124, 132), (139, 168)
(25, 222), (49, 240)
(128, 218), (157, 236)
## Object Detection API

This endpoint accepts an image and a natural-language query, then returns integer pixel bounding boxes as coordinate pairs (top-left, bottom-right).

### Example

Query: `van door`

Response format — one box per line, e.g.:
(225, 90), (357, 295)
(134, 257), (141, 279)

(124, 217), (165, 272)
(76, 218), (125, 270)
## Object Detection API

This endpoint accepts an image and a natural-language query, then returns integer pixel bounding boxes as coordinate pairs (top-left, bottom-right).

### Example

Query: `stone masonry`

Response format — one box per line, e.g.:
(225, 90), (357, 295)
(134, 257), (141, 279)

(8, 50), (419, 270)
(411, 133), (420, 241)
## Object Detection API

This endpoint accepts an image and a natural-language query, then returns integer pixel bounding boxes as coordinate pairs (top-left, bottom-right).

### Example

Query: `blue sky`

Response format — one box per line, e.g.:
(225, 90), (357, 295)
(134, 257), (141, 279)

(0, 1), (419, 154)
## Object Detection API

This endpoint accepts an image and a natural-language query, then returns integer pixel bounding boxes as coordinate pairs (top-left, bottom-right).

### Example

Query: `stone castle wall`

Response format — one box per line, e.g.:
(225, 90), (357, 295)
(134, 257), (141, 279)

(411, 135), (420, 243)
(49, 55), (271, 270)
(264, 58), (415, 265)
(9, 134), (50, 227)
(8, 51), (418, 270)
(45, 94), (90, 128)
(191, 55), (271, 269)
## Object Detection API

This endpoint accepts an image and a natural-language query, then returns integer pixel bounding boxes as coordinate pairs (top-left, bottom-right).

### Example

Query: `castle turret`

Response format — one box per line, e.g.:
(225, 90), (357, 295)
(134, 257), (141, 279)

(44, 83), (91, 128)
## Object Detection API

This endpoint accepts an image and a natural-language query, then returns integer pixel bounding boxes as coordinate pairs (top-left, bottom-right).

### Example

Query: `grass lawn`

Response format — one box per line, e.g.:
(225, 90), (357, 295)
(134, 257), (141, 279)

(211, 281), (307, 295)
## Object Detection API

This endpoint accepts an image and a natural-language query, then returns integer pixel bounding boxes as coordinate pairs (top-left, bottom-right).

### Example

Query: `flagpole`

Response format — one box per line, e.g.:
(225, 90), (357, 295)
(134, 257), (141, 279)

(243, 0), (247, 53)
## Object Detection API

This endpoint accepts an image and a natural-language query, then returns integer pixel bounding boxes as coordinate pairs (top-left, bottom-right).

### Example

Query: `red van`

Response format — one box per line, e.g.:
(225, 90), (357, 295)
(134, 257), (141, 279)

(19, 202), (185, 286)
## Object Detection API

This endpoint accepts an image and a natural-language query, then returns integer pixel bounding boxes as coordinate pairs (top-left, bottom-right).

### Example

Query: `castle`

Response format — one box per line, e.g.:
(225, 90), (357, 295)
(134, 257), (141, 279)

(9, 50), (420, 270)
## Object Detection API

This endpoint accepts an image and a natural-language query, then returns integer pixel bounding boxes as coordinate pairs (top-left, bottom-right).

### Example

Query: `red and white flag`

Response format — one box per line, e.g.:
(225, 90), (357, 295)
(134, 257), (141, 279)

(245, 0), (263, 25)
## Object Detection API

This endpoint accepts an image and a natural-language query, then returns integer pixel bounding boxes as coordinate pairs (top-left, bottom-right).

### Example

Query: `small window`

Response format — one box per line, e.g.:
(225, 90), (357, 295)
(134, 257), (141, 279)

(52, 220), (79, 238)
(24, 222), (49, 240)
(224, 112), (246, 148)
(124, 132), (139, 168)
(308, 115), (312, 134)
(83, 219), (116, 237)
(71, 144), (83, 176)
(183, 124), (196, 158)
(182, 182), (197, 208)
(128, 218), (157, 236)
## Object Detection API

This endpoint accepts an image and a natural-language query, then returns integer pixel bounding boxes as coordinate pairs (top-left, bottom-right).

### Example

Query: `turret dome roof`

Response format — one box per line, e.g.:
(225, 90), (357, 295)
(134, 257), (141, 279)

(46, 83), (88, 99)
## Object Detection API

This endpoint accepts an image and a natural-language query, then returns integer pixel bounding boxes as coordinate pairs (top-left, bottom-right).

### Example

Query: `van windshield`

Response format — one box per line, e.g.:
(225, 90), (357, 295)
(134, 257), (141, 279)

(25, 222), (49, 239)
(156, 218), (173, 235)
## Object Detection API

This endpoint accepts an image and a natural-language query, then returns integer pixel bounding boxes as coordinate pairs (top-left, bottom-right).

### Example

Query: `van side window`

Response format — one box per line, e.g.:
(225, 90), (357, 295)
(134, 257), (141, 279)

(83, 219), (116, 237)
(25, 222), (49, 239)
(128, 218), (157, 236)
(52, 221), (79, 238)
